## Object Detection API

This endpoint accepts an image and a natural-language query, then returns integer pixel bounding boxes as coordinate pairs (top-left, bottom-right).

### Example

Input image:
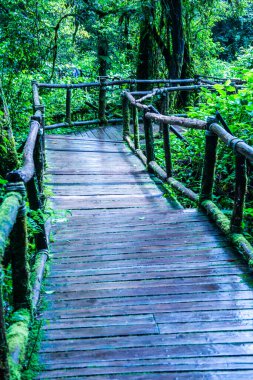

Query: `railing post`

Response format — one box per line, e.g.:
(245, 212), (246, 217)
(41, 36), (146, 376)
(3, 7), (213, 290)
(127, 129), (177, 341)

(98, 77), (107, 125)
(199, 117), (218, 205)
(163, 123), (173, 177)
(34, 127), (44, 197)
(65, 87), (72, 125)
(160, 93), (168, 134)
(133, 106), (140, 149)
(34, 104), (46, 168)
(122, 92), (130, 138)
(6, 182), (31, 311)
(32, 80), (40, 113)
(32, 113), (44, 198)
(143, 112), (155, 169)
(230, 153), (247, 233)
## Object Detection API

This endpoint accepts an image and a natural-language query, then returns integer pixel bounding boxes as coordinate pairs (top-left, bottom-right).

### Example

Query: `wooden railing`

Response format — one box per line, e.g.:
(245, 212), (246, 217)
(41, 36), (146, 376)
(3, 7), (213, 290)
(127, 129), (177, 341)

(122, 86), (253, 264)
(34, 75), (245, 131)
(0, 75), (247, 378)
(0, 85), (48, 379)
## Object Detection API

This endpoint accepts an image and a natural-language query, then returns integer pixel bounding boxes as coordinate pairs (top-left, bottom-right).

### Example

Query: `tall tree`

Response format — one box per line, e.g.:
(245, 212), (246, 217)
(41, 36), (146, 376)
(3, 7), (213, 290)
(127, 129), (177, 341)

(162, 0), (185, 78)
(136, 1), (156, 89)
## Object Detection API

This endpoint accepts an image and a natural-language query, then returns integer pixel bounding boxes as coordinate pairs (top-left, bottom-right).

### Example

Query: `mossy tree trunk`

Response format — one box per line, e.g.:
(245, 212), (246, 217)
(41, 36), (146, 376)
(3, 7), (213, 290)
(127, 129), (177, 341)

(136, 0), (156, 91)
(98, 19), (109, 125)
(0, 81), (19, 179)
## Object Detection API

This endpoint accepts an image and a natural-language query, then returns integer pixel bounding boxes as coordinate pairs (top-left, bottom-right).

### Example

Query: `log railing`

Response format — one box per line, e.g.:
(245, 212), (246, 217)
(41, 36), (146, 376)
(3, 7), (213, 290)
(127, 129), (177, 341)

(0, 75), (247, 378)
(35, 75), (244, 131)
(36, 78), (200, 130)
(0, 85), (48, 379)
(122, 89), (253, 264)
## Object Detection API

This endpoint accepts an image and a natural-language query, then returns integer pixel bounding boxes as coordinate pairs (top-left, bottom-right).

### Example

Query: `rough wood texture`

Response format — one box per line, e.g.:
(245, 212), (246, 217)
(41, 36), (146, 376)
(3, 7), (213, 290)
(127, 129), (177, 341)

(38, 126), (253, 379)
(6, 119), (40, 183)
(145, 113), (207, 130)
(199, 130), (218, 203)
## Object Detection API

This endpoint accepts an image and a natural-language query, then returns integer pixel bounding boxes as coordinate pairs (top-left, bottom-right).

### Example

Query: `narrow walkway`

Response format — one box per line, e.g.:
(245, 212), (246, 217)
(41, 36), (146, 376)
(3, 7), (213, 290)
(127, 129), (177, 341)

(39, 126), (253, 379)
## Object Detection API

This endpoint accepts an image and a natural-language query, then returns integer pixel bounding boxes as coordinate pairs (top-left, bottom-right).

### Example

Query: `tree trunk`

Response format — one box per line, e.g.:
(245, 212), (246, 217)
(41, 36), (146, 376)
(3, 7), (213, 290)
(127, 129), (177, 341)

(161, 0), (185, 79)
(136, 1), (156, 91)
(97, 22), (109, 124)
(0, 81), (19, 179)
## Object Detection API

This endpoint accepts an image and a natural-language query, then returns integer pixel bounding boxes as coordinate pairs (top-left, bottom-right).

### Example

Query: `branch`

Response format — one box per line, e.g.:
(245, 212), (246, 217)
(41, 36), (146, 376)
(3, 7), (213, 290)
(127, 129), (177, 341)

(152, 26), (171, 69)
(49, 13), (77, 81)
(82, 0), (136, 17)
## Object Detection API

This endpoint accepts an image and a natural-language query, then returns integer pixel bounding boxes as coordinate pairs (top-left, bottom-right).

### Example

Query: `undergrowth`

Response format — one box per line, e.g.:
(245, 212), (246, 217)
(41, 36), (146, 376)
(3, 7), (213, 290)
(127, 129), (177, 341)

(152, 71), (253, 243)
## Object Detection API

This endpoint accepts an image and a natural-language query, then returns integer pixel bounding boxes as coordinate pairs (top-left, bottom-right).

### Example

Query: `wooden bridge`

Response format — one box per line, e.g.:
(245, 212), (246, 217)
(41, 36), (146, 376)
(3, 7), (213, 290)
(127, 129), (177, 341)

(1, 77), (253, 379)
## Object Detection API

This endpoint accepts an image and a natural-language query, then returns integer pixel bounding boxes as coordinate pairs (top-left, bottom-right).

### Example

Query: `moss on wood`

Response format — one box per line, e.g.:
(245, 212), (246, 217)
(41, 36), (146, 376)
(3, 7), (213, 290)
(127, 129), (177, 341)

(0, 132), (19, 179)
(7, 309), (31, 380)
(0, 193), (22, 258)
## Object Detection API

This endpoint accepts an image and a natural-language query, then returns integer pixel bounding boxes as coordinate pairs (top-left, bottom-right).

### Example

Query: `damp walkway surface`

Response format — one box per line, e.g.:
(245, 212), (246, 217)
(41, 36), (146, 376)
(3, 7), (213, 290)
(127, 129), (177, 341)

(38, 126), (253, 379)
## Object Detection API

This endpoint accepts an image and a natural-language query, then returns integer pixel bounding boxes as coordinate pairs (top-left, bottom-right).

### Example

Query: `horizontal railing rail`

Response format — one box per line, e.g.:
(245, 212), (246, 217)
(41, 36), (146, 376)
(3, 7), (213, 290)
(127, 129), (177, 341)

(122, 89), (253, 264)
(32, 75), (245, 131)
(0, 84), (49, 379)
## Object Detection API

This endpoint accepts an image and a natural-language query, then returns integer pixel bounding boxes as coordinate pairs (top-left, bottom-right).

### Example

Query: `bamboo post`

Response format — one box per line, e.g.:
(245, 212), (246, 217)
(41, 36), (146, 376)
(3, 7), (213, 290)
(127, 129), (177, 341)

(66, 87), (71, 124)
(31, 80), (40, 113)
(199, 117), (218, 205)
(160, 93), (168, 134)
(32, 114), (44, 197)
(163, 124), (173, 177)
(7, 182), (31, 311)
(133, 106), (140, 149)
(35, 105), (46, 169)
(98, 77), (107, 125)
(122, 93), (130, 138)
(34, 128), (44, 196)
(143, 111), (155, 168)
(230, 153), (247, 233)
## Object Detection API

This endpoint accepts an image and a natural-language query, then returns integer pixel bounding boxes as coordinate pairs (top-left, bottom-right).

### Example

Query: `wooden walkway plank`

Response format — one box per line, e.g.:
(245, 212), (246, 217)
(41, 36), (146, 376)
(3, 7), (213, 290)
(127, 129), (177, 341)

(37, 125), (253, 379)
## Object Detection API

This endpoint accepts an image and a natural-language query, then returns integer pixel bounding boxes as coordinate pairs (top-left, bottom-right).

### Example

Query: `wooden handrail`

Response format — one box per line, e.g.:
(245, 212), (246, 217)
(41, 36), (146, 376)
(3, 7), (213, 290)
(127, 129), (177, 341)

(145, 113), (207, 130)
(37, 78), (197, 89)
(209, 122), (253, 163)
(0, 76), (250, 379)
(122, 91), (253, 265)
(0, 81), (50, 379)
(7, 118), (41, 183)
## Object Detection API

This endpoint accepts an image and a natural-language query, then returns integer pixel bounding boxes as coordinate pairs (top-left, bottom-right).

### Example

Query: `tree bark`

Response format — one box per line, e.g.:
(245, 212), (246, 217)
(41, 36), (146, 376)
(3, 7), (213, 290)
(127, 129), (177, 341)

(136, 1), (156, 91)
(0, 81), (19, 178)
(164, 0), (184, 79)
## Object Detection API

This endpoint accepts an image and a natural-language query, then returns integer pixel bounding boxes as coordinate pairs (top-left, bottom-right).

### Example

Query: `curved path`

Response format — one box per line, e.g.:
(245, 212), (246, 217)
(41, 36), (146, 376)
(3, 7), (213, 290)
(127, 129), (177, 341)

(38, 126), (253, 379)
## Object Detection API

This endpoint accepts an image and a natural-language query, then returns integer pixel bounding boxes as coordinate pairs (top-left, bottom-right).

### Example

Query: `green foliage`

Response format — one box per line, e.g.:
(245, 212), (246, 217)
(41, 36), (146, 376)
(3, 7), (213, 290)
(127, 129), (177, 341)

(213, 3), (253, 61)
(0, 1), (252, 378)
(0, 132), (19, 177)
(154, 69), (253, 242)
(22, 318), (44, 380)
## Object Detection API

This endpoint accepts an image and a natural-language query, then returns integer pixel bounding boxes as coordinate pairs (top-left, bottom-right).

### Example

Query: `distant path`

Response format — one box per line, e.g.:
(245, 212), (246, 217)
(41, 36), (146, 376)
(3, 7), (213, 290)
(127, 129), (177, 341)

(37, 125), (253, 379)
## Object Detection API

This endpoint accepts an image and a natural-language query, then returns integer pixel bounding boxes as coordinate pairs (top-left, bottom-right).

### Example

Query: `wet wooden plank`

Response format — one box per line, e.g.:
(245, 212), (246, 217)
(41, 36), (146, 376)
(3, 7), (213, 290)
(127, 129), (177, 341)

(39, 343), (253, 363)
(38, 127), (253, 379)
(47, 266), (250, 283)
(43, 294), (253, 318)
(36, 372), (253, 380)
(35, 370), (253, 380)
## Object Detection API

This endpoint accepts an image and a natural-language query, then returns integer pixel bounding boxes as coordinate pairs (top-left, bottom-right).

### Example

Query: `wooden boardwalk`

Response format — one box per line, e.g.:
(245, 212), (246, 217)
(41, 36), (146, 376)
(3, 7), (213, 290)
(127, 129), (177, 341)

(38, 126), (253, 379)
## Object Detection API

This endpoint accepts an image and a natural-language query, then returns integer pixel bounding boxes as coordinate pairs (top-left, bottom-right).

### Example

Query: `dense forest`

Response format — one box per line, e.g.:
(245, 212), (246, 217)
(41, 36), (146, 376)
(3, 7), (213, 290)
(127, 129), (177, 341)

(1, 0), (253, 233)
(0, 1), (253, 378)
